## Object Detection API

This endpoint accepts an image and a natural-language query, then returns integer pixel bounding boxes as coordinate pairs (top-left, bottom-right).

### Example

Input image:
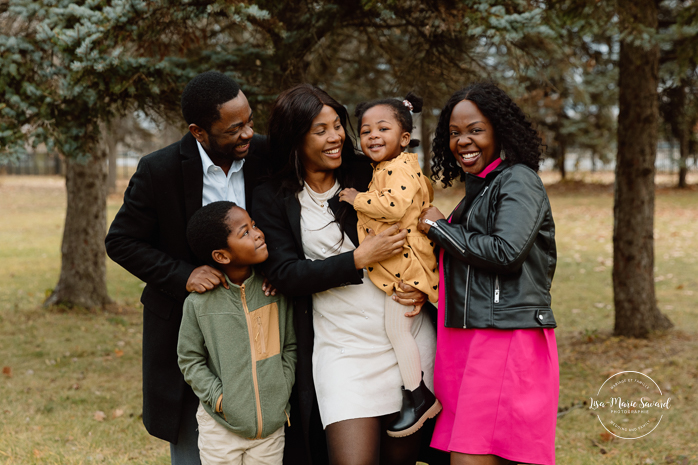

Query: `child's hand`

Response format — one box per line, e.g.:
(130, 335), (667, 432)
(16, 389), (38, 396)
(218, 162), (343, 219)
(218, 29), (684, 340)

(339, 188), (359, 205)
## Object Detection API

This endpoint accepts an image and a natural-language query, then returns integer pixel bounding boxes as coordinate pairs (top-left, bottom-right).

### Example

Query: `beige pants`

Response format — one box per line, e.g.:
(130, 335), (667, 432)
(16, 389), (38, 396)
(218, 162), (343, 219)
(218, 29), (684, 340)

(196, 403), (285, 465)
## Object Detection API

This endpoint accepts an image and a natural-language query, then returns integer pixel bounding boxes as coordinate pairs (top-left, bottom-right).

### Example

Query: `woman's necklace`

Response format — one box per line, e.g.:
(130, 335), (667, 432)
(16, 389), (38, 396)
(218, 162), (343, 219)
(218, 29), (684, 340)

(304, 180), (338, 208)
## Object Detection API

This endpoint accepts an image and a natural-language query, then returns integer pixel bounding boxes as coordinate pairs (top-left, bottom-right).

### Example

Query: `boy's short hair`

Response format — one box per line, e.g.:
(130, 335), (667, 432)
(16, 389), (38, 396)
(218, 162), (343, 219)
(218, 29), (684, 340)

(186, 201), (237, 267)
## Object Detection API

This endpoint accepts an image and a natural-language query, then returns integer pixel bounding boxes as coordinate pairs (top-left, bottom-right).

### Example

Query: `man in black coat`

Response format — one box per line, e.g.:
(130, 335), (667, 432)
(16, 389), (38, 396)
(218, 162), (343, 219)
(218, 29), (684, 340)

(105, 71), (268, 464)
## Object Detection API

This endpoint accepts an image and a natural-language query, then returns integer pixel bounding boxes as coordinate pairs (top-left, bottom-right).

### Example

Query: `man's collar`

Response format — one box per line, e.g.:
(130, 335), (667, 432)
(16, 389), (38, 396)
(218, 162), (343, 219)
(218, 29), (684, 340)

(196, 140), (245, 174)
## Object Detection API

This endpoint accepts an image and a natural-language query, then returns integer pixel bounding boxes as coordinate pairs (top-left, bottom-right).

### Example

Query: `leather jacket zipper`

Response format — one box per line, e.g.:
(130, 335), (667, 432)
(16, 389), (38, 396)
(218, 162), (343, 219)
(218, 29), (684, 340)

(494, 275), (500, 303)
(241, 284), (264, 439)
(429, 221), (465, 255)
(462, 186), (489, 328)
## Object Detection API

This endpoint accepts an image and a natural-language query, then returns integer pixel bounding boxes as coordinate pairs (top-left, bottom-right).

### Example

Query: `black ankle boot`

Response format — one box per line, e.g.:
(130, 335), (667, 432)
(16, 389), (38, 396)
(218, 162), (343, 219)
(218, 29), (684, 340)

(386, 377), (442, 437)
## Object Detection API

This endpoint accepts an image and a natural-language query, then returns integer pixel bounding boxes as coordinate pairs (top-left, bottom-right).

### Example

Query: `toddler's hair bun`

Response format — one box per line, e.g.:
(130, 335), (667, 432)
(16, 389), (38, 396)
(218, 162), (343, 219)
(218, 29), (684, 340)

(404, 92), (423, 114)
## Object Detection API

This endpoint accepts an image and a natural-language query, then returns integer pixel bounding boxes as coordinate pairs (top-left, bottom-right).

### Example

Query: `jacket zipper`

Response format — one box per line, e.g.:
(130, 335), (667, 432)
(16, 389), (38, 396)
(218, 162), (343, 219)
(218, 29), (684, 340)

(241, 284), (264, 439)
(494, 275), (500, 303)
(429, 221), (465, 254)
(462, 186), (489, 328)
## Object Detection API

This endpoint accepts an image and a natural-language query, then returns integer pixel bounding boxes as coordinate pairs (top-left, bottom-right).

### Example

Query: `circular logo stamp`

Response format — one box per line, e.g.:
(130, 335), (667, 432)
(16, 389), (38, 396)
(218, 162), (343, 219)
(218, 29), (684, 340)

(589, 371), (671, 439)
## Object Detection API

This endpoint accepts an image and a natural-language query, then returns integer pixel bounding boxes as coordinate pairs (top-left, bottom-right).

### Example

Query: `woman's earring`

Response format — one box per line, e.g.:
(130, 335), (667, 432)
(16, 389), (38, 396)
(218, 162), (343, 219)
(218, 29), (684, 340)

(500, 149), (507, 160)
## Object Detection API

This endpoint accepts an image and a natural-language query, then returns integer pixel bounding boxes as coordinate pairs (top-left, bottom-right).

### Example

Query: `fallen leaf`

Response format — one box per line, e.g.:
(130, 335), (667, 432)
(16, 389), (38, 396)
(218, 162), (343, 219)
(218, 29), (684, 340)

(2, 366), (11, 378)
(599, 432), (614, 443)
(70, 383), (80, 390)
(114, 349), (124, 357)
(93, 411), (106, 421)
(33, 449), (43, 458)
(112, 408), (124, 418)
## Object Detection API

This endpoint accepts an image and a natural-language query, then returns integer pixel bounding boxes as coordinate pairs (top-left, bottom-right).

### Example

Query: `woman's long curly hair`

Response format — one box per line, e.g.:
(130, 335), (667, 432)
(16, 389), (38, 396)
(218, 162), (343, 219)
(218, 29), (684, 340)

(431, 82), (544, 187)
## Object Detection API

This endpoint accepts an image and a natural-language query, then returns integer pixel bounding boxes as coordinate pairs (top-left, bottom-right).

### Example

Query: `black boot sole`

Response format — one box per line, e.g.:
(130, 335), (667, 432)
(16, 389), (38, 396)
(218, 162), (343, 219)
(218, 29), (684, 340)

(386, 399), (442, 438)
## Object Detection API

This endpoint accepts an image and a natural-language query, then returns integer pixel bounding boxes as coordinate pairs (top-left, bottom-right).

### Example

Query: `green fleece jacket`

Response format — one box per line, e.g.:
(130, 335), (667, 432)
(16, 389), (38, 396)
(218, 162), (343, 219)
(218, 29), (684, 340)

(177, 270), (296, 439)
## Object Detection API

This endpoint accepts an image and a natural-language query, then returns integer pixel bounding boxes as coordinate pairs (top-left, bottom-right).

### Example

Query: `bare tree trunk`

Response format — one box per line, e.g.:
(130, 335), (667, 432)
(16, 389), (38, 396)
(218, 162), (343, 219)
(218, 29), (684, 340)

(590, 151), (596, 172)
(678, 129), (689, 188)
(45, 142), (112, 309)
(555, 140), (567, 180)
(677, 84), (689, 189)
(106, 129), (118, 194)
(421, 112), (432, 179)
(613, 0), (672, 337)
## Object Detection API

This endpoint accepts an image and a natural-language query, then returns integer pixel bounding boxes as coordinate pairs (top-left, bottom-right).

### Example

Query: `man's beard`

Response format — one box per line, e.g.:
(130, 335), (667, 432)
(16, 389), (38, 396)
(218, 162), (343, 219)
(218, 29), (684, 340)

(208, 138), (241, 161)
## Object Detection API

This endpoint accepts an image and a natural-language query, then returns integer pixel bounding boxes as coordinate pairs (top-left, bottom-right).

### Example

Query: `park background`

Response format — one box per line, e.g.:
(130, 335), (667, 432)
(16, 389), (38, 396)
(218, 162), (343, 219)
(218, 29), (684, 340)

(1, 0), (697, 463)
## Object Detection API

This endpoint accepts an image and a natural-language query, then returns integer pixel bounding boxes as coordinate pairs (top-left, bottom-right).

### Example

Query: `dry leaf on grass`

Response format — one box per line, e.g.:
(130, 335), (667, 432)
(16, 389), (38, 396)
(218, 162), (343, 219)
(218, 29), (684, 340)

(2, 366), (11, 377)
(114, 349), (124, 357)
(112, 408), (124, 418)
(93, 410), (106, 421)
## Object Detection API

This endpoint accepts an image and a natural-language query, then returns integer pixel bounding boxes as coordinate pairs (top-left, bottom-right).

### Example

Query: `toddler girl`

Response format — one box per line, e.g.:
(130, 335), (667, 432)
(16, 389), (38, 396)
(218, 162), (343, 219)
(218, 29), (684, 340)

(339, 93), (441, 437)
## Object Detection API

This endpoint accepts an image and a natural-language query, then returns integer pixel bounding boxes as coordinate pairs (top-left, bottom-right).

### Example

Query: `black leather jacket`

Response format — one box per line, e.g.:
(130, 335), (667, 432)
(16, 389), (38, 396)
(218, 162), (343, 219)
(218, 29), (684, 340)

(427, 162), (557, 329)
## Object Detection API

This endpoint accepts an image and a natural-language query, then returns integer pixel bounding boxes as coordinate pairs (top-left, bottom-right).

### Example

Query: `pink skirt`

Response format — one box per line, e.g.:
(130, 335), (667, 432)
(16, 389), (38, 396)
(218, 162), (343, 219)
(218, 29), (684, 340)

(430, 251), (559, 464)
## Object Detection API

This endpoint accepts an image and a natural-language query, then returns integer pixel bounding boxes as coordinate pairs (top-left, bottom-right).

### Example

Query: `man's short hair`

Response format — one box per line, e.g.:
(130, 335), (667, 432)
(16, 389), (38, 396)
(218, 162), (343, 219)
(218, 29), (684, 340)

(181, 71), (241, 133)
(186, 201), (237, 267)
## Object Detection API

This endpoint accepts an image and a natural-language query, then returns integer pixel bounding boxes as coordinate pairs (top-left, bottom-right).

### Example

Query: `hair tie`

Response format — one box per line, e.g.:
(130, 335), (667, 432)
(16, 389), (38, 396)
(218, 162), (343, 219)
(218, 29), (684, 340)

(402, 99), (413, 112)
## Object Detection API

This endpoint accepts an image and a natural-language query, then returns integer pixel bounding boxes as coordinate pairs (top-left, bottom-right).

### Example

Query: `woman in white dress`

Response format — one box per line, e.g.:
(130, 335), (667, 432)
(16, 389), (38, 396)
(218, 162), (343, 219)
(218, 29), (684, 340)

(251, 84), (437, 465)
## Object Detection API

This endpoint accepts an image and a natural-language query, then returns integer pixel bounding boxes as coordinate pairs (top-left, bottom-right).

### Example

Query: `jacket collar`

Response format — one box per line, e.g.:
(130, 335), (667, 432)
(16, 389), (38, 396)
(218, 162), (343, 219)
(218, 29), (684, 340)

(276, 184), (361, 250)
(181, 132), (204, 224)
(454, 160), (510, 223)
(180, 132), (267, 222)
(283, 191), (304, 250)
(224, 269), (258, 295)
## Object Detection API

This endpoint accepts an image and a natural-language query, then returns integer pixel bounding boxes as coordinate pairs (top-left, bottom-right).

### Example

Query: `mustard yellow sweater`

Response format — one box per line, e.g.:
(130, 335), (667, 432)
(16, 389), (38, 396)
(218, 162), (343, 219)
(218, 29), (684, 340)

(354, 152), (438, 302)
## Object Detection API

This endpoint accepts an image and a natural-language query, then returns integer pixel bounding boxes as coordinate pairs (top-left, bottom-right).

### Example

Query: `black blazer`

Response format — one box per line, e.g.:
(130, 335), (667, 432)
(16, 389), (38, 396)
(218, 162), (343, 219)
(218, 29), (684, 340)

(250, 159), (446, 465)
(105, 131), (267, 443)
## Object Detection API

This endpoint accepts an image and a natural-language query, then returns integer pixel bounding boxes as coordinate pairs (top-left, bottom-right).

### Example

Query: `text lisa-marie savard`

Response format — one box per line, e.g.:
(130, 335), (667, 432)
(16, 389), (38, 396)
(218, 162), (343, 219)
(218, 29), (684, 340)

(589, 396), (671, 413)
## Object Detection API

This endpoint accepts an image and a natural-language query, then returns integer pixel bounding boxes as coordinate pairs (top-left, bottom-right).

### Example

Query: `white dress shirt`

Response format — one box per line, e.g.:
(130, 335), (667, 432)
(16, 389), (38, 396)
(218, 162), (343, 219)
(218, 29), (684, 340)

(197, 140), (246, 208)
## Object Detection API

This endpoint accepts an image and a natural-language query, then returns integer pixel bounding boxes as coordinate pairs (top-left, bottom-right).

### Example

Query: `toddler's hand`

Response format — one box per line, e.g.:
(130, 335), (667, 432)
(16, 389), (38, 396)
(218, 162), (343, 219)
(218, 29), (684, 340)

(339, 188), (359, 205)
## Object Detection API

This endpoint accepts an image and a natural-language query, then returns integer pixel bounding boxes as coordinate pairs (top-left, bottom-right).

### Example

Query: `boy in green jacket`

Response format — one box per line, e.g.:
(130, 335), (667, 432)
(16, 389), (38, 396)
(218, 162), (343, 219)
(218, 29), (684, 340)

(177, 201), (296, 465)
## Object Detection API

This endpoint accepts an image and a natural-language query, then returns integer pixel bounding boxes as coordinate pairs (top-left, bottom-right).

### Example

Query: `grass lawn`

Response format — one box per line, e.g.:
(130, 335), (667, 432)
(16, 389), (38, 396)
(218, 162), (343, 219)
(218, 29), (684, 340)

(1, 173), (697, 464)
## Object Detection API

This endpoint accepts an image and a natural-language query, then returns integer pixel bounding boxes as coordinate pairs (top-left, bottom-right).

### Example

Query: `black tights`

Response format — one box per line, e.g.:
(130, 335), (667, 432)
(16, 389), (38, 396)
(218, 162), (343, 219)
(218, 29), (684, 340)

(325, 415), (422, 465)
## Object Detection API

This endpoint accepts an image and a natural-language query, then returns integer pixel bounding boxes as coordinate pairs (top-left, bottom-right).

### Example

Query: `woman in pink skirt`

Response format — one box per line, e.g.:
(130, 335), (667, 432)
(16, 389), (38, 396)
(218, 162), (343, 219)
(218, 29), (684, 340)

(418, 82), (559, 465)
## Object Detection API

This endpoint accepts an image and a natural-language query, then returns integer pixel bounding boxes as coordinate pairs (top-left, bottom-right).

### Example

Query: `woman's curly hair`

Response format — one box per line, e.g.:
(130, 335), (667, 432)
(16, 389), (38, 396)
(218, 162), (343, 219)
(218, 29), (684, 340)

(431, 82), (544, 187)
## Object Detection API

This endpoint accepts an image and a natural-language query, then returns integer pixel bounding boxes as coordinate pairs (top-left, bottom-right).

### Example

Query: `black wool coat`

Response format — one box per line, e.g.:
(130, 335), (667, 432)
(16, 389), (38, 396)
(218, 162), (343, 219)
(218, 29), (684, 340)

(105, 131), (268, 443)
